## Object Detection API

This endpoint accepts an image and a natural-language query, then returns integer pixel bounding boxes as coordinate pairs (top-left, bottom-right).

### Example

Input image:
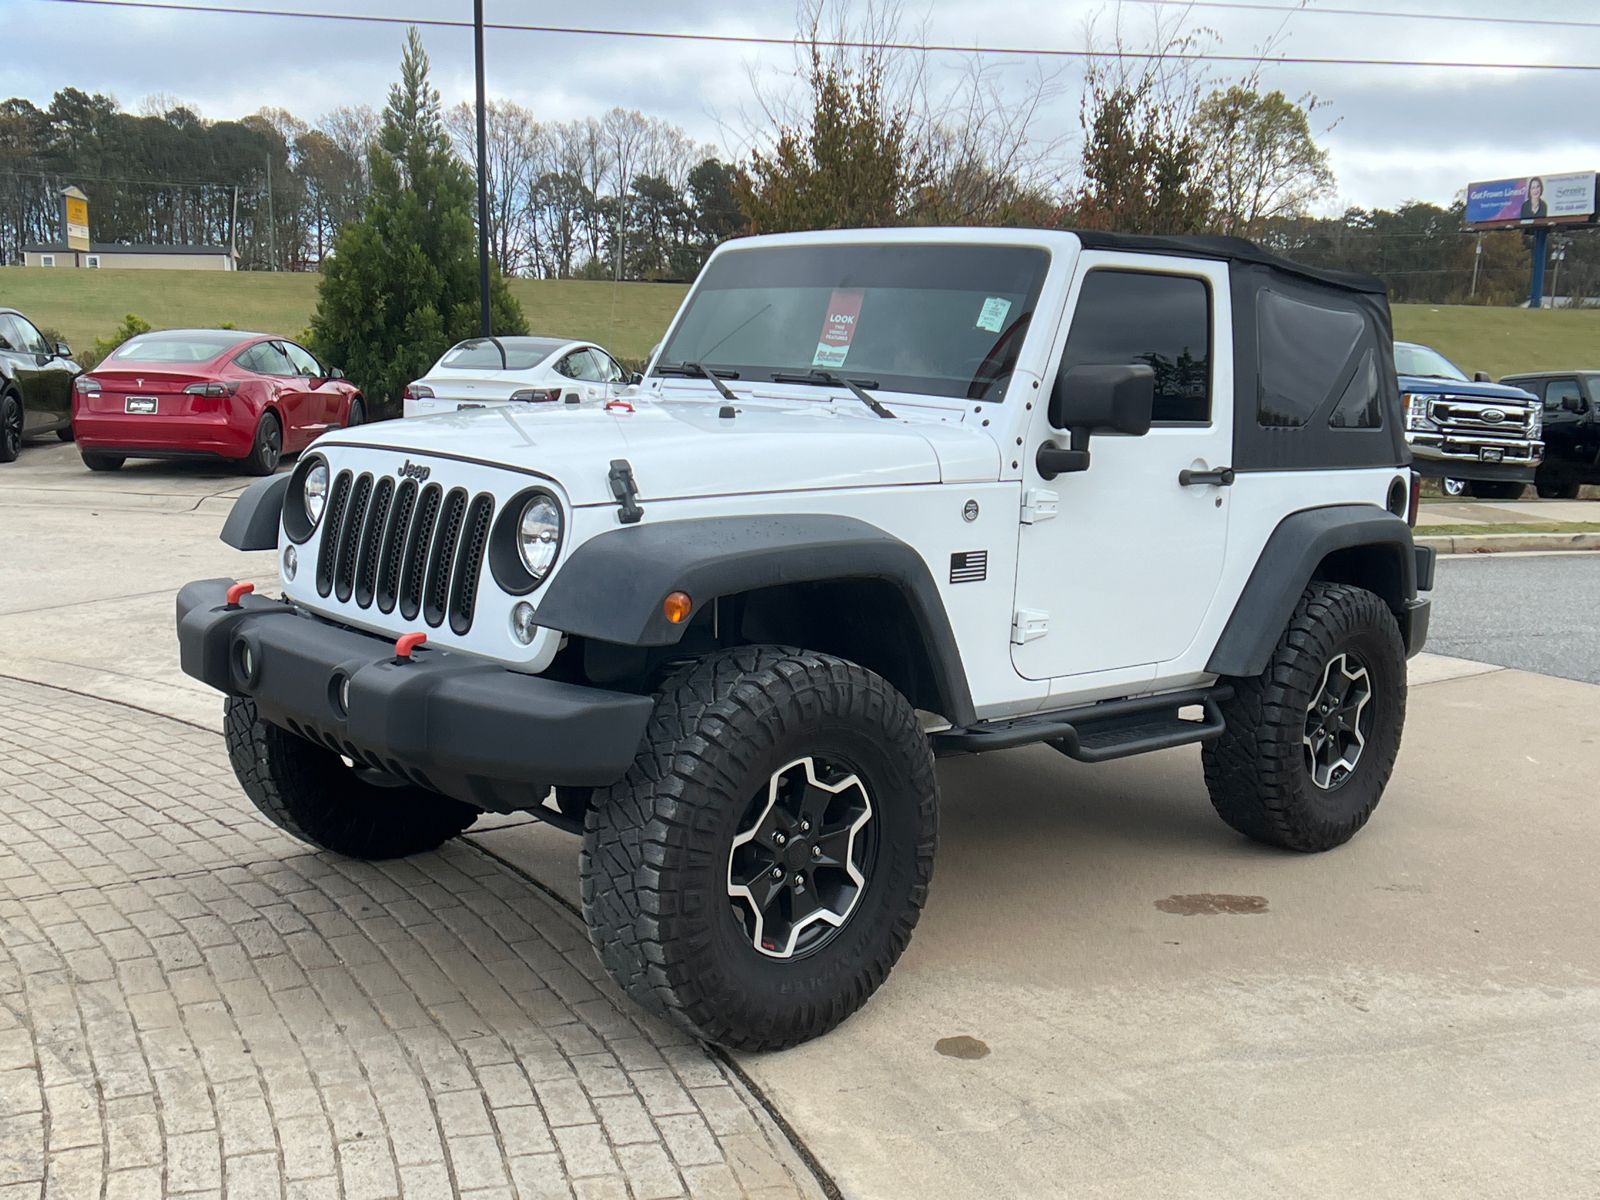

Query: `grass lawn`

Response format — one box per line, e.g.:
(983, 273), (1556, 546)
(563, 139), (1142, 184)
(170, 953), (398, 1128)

(0, 267), (688, 364)
(3, 264), (1594, 379)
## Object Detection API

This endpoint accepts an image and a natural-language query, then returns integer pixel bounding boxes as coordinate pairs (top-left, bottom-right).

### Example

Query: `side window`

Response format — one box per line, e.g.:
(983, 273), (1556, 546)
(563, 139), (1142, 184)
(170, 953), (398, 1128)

(562, 351), (602, 382)
(1057, 270), (1211, 423)
(1256, 289), (1368, 428)
(237, 342), (294, 376)
(0, 316), (22, 353)
(554, 353), (582, 380)
(589, 349), (627, 382)
(282, 342), (323, 377)
(11, 315), (50, 355)
(1545, 379), (1582, 412)
(1329, 348), (1383, 429)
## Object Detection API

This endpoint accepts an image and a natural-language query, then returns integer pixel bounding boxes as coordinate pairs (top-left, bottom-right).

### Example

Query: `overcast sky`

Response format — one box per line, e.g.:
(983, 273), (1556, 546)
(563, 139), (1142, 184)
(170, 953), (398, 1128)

(3, 0), (1598, 214)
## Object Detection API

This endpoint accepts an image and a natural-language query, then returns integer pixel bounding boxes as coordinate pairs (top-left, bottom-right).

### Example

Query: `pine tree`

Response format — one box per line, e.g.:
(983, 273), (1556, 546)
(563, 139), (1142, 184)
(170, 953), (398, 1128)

(309, 27), (525, 412)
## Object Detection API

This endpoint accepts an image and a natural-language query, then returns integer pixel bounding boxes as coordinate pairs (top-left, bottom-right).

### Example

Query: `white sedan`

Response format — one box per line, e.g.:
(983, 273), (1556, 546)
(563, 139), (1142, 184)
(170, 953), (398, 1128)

(402, 337), (638, 418)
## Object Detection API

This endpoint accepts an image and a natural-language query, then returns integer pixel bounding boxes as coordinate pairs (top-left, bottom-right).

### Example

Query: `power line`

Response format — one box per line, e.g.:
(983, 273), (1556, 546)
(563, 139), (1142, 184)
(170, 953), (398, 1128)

(1115, 0), (1600, 33)
(29, 0), (1600, 72)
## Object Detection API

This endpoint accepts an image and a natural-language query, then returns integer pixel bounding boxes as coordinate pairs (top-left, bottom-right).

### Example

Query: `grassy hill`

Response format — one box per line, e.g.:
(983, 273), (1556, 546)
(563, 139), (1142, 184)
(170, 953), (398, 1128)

(3, 264), (1595, 379)
(0, 267), (688, 364)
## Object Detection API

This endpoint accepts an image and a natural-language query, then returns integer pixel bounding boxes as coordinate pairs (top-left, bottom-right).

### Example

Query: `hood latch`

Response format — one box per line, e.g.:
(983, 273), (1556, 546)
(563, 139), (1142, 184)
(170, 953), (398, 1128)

(608, 459), (644, 525)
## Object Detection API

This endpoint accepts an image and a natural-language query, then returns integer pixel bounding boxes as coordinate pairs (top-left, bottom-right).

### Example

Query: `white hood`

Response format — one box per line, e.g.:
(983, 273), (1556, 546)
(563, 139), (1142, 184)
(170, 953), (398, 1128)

(320, 392), (1001, 506)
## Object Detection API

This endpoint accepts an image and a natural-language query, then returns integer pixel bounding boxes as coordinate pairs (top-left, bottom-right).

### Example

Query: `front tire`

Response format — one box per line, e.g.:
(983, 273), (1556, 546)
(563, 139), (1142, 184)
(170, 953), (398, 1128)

(0, 393), (21, 462)
(1203, 583), (1406, 853)
(1468, 479), (1523, 500)
(1441, 477), (1467, 497)
(346, 397), (365, 427)
(581, 647), (937, 1050)
(224, 696), (478, 858)
(240, 411), (282, 476)
(1536, 478), (1580, 500)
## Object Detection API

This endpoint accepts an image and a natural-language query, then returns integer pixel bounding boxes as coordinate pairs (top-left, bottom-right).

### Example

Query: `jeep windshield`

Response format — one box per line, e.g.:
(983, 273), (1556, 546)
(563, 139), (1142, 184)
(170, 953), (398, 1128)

(657, 242), (1050, 402)
(1394, 342), (1469, 382)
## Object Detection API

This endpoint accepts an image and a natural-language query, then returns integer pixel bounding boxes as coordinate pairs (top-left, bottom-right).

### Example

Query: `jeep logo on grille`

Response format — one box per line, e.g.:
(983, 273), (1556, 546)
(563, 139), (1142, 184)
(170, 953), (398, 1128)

(1480, 408), (1505, 424)
(398, 460), (431, 481)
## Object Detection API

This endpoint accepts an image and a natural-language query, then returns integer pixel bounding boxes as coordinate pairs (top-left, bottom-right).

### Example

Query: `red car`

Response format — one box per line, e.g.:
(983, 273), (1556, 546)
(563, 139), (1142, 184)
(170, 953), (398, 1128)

(73, 329), (365, 474)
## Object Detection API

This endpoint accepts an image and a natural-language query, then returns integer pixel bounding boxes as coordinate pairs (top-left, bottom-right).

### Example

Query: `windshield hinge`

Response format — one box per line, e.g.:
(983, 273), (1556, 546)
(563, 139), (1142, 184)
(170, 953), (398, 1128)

(1020, 488), (1058, 524)
(608, 459), (644, 524)
(1011, 608), (1050, 645)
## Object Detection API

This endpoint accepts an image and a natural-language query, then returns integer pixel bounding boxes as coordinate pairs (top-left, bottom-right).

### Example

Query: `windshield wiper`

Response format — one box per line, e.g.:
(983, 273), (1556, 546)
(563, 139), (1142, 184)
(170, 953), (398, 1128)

(771, 369), (896, 419)
(665, 361), (739, 402)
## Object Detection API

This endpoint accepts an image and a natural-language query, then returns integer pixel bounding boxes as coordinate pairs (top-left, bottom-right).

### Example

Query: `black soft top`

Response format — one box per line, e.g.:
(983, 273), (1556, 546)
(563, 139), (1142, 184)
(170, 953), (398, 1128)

(1072, 230), (1386, 296)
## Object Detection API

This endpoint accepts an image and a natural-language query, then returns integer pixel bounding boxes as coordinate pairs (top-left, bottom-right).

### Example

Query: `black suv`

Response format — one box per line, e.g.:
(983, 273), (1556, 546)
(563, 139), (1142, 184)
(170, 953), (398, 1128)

(1497, 371), (1600, 498)
(0, 306), (80, 462)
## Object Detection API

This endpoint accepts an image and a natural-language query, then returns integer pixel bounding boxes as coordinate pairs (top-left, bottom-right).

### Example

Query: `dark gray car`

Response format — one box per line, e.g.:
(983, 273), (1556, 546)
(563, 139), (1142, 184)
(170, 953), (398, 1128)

(0, 306), (80, 461)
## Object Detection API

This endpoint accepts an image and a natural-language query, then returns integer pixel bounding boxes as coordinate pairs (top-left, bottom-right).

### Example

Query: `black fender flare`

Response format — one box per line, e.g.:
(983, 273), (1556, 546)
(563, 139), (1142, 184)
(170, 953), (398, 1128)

(221, 472), (291, 550)
(1206, 504), (1421, 678)
(533, 514), (976, 726)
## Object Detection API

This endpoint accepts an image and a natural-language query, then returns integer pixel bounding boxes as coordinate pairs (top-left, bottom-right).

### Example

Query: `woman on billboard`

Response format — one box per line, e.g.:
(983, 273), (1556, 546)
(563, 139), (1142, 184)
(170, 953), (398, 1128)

(1520, 177), (1549, 220)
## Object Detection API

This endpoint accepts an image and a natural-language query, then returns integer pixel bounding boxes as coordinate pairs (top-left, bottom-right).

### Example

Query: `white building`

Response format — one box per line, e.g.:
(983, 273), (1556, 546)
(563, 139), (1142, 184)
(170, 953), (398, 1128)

(22, 243), (239, 271)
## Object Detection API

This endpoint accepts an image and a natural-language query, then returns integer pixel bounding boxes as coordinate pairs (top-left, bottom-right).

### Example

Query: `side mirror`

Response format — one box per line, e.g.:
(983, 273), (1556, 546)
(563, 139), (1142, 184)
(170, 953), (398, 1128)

(1563, 394), (1585, 414)
(1474, 371), (1491, 382)
(629, 372), (643, 386)
(329, 367), (345, 380)
(56, 342), (72, 358)
(1038, 363), (1155, 479)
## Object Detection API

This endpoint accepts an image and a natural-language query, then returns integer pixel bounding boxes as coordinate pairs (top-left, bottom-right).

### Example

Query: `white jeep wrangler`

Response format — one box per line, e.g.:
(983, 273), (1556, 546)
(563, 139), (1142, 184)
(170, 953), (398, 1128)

(178, 228), (1433, 1050)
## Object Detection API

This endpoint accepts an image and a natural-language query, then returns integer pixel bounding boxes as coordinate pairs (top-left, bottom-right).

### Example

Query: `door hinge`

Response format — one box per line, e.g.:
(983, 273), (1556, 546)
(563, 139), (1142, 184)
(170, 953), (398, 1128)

(1011, 608), (1050, 645)
(1021, 488), (1058, 524)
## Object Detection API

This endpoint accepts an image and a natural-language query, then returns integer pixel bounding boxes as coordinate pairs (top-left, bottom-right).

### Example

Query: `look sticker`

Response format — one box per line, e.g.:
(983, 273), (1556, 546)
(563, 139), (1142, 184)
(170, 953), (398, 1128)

(813, 288), (864, 368)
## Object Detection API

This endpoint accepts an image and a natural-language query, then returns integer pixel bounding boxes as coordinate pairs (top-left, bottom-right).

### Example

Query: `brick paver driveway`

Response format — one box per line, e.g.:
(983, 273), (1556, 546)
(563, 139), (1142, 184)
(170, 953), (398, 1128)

(0, 676), (821, 1200)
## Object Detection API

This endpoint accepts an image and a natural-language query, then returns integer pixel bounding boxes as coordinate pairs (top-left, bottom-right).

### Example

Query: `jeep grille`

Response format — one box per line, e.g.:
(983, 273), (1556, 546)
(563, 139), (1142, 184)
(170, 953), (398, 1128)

(314, 468), (494, 633)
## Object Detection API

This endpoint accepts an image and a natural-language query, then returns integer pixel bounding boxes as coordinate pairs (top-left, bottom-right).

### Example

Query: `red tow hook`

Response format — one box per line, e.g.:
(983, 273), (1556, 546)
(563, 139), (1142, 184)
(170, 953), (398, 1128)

(225, 582), (255, 608)
(394, 632), (428, 663)
(605, 399), (635, 413)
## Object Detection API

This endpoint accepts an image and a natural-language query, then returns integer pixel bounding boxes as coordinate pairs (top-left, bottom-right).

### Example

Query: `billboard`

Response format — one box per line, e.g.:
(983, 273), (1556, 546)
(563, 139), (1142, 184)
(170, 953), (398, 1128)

(1466, 171), (1597, 229)
(61, 186), (89, 251)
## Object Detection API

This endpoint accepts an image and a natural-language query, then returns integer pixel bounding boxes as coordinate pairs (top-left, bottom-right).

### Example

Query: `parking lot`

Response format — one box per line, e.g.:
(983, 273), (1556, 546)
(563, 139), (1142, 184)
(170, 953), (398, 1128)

(3, 440), (1599, 1199)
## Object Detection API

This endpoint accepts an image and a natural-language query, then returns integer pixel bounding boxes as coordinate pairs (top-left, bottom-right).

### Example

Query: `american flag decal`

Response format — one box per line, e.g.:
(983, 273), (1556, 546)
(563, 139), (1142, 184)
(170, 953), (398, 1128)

(950, 550), (987, 584)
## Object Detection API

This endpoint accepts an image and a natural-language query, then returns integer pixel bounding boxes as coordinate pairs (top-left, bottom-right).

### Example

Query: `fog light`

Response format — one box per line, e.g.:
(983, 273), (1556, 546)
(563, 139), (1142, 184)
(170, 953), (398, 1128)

(511, 601), (538, 645)
(283, 544), (298, 581)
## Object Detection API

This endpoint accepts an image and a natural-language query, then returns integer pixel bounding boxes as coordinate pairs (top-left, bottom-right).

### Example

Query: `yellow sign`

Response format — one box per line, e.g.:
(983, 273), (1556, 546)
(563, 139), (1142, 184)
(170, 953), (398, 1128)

(62, 187), (89, 252)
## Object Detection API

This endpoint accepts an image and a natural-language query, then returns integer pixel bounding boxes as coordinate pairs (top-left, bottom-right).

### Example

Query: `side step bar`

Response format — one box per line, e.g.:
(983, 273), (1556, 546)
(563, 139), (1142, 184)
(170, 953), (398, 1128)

(933, 685), (1231, 763)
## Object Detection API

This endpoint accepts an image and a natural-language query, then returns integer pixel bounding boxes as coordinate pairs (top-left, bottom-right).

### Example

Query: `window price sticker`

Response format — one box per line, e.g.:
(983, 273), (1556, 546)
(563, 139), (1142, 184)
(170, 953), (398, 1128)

(813, 288), (864, 368)
(976, 296), (1012, 333)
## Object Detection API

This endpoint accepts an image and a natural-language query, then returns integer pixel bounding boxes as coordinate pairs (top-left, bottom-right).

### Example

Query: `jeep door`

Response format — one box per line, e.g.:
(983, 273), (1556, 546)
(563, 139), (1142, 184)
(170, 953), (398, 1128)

(1011, 253), (1232, 683)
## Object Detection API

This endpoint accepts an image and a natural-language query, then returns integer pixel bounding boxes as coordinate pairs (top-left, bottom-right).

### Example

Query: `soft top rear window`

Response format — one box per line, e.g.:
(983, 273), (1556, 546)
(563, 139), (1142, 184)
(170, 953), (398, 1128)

(658, 243), (1051, 401)
(109, 330), (252, 363)
(440, 337), (567, 371)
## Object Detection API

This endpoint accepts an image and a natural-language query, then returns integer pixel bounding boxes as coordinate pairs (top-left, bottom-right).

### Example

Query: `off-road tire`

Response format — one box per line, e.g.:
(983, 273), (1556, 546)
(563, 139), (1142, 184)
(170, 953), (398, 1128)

(224, 696), (477, 858)
(80, 450), (124, 472)
(56, 422), (74, 442)
(240, 411), (282, 476)
(581, 646), (938, 1051)
(1203, 583), (1406, 853)
(0, 393), (21, 462)
(1468, 480), (1523, 500)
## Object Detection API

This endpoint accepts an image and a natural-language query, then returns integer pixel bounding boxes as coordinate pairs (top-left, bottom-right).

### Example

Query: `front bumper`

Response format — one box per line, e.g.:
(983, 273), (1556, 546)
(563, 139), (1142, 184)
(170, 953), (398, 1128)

(176, 578), (655, 808)
(1409, 435), (1540, 482)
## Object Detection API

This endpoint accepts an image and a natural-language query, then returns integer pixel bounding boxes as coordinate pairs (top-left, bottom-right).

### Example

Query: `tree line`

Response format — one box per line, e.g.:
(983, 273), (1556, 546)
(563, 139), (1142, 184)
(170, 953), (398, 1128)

(3, 0), (1592, 305)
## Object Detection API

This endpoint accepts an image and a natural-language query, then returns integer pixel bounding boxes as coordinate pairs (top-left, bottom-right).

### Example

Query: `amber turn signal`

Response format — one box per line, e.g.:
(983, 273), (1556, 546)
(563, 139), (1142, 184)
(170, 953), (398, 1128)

(662, 591), (692, 623)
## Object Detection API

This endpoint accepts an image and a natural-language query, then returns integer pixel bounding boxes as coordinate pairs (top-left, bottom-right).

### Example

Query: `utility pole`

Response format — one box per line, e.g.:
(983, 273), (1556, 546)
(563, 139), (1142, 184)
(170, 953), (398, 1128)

(474, 0), (491, 336)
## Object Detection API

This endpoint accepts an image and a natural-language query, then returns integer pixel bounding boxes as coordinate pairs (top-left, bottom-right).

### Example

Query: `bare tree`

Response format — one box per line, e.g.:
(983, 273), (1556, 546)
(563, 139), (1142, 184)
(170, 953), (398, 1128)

(446, 98), (547, 274)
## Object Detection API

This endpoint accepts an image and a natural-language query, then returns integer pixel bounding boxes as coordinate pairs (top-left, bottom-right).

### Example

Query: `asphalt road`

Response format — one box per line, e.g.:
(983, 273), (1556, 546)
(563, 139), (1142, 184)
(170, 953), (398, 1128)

(1428, 551), (1600, 684)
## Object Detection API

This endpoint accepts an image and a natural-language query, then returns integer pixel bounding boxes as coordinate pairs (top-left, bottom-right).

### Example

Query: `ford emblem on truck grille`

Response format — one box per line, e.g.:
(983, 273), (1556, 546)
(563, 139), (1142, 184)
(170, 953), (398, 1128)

(1480, 409), (1505, 423)
(398, 460), (431, 481)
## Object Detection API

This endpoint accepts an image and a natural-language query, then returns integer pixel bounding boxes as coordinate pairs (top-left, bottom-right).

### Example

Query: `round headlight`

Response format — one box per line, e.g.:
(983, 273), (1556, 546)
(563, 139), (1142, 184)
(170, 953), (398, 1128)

(304, 462), (329, 527)
(517, 495), (561, 580)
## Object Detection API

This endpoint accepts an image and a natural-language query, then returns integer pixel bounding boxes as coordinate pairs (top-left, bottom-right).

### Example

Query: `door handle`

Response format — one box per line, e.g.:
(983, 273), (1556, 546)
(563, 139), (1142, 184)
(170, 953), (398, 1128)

(1179, 467), (1235, 487)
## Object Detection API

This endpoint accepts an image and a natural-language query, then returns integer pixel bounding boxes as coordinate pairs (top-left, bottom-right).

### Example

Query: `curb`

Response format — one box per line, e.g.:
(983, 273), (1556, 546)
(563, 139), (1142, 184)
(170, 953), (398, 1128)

(1417, 531), (1600, 554)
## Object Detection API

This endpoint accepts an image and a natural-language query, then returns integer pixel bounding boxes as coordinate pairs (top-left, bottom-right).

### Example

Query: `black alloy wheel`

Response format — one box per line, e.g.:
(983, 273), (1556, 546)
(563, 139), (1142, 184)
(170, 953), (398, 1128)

(1302, 652), (1373, 791)
(346, 397), (365, 427)
(0, 393), (21, 463)
(243, 411), (282, 476)
(727, 756), (878, 959)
